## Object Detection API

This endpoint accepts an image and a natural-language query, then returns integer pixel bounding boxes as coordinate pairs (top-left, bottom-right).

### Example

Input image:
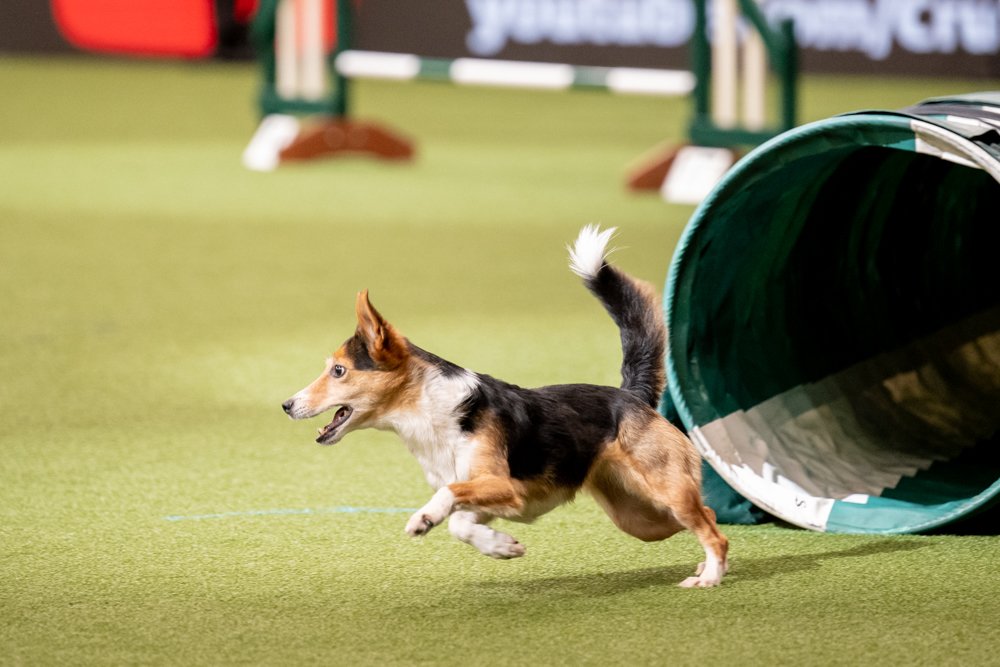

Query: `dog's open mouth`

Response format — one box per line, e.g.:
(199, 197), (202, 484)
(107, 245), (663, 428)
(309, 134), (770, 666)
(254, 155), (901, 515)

(316, 405), (353, 445)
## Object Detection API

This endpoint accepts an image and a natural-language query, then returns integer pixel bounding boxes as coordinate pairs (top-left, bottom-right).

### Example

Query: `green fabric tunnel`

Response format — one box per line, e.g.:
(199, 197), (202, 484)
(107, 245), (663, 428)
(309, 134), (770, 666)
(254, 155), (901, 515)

(662, 94), (1000, 534)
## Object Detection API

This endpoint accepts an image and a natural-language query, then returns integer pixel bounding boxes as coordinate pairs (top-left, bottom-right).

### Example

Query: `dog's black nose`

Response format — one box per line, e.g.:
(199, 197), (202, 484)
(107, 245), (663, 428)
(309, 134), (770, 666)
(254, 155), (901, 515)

(282, 399), (295, 415)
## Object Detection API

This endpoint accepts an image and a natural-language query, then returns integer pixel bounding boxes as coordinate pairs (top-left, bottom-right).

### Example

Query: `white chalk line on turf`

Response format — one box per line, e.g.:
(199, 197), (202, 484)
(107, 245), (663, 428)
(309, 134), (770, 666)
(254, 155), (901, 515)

(164, 506), (418, 521)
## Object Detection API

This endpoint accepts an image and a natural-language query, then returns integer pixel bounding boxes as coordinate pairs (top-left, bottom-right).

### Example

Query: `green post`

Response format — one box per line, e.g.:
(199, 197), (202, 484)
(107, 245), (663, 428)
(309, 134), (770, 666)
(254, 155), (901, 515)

(691, 0), (710, 121)
(686, 0), (798, 149)
(250, 0), (350, 118)
(250, 0), (279, 116)
(738, 0), (797, 134)
(779, 17), (797, 132)
(332, 0), (353, 118)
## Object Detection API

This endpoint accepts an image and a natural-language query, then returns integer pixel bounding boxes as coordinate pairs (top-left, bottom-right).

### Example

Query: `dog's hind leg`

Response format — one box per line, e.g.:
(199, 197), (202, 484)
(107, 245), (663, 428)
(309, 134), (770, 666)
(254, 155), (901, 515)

(448, 511), (526, 559)
(587, 422), (729, 587)
(589, 468), (728, 587)
(587, 475), (687, 543)
(668, 489), (729, 588)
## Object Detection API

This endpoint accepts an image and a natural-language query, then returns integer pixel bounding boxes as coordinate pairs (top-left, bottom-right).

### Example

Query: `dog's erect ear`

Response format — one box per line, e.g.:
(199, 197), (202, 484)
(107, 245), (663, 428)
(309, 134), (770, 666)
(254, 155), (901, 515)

(355, 290), (407, 368)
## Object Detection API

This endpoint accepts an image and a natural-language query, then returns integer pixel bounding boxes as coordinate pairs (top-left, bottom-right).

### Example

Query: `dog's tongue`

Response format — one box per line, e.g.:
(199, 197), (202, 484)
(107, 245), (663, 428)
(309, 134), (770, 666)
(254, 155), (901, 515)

(317, 406), (351, 443)
(331, 406), (351, 427)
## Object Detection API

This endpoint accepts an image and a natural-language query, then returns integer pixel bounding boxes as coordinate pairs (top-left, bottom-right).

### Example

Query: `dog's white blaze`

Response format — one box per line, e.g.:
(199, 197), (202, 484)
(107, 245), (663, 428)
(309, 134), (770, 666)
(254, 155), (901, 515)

(568, 224), (617, 280)
(383, 369), (479, 489)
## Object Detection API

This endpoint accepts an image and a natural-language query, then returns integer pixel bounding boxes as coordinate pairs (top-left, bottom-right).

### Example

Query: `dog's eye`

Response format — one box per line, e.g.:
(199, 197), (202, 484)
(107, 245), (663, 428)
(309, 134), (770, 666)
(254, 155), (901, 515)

(331, 364), (347, 378)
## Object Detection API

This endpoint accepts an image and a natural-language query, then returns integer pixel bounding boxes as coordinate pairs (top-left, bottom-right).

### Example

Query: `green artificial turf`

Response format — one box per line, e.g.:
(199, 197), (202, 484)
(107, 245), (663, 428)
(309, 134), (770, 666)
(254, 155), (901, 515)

(1, 56), (999, 665)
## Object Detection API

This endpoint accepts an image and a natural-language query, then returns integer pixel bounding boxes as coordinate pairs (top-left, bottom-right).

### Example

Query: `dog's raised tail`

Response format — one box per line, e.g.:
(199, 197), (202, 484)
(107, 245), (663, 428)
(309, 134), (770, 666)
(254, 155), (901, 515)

(569, 225), (667, 408)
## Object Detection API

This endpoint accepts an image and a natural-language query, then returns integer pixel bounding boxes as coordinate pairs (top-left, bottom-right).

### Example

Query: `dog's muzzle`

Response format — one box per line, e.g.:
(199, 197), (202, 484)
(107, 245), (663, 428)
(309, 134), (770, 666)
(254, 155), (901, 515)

(282, 398), (353, 445)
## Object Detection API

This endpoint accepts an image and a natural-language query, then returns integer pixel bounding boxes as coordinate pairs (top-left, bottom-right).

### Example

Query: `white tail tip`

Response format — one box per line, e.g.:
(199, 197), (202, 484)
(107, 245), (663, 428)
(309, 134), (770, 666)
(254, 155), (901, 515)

(568, 225), (617, 279)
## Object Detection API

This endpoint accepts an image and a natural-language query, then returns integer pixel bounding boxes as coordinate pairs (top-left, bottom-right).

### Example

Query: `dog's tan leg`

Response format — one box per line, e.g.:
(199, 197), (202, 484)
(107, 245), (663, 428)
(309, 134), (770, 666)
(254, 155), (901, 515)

(588, 473), (687, 542)
(405, 475), (524, 537)
(590, 468), (728, 587)
(448, 475), (524, 515)
(587, 419), (729, 587)
(668, 487), (729, 588)
(448, 511), (525, 559)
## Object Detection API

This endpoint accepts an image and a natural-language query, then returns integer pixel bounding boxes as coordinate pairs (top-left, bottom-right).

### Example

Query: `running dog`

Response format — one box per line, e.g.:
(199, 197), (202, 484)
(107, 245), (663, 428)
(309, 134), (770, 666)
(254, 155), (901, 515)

(282, 226), (729, 587)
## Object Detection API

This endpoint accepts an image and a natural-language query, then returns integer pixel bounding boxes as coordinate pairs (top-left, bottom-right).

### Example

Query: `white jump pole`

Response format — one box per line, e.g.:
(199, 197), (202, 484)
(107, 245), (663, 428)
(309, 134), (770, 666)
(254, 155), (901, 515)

(275, 0), (299, 99)
(742, 23), (767, 131)
(299, 0), (327, 101)
(743, 2), (767, 131)
(712, 0), (739, 129)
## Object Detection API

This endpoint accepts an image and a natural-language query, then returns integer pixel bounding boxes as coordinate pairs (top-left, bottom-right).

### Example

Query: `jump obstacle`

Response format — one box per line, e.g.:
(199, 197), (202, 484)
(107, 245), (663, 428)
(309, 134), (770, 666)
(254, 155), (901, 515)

(627, 0), (797, 203)
(243, 0), (409, 171)
(242, 0), (793, 178)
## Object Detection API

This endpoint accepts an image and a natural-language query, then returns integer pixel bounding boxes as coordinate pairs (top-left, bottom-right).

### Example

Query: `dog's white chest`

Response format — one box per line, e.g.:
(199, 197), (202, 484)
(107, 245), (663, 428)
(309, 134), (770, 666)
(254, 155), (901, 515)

(391, 414), (474, 488)
(386, 370), (478, 489)
(414, 434), (473, 489)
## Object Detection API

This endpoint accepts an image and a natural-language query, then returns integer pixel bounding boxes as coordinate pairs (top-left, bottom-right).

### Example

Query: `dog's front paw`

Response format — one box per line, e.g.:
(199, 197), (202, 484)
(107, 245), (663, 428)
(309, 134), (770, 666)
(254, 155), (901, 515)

(405, 512), (439, 537)
(483, 533), (526, 560)
(405, 488), (454, 537)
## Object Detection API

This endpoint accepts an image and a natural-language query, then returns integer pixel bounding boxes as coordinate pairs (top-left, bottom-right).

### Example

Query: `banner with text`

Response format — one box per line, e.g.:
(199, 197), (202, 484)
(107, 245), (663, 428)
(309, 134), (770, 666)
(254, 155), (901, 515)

(354, 0), (1000, 78)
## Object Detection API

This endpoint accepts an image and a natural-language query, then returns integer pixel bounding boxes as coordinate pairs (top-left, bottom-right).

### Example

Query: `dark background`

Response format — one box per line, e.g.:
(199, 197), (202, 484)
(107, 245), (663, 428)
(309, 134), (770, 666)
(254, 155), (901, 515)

(2, 0), (998, 78)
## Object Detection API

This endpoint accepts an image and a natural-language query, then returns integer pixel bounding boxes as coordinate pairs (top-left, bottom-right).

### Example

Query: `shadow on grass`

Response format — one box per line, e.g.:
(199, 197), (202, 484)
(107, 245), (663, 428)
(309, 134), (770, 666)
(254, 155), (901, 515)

(475, 563), (693, 598)
(472, 538), (928, 597)
(726, 537), (928, 584)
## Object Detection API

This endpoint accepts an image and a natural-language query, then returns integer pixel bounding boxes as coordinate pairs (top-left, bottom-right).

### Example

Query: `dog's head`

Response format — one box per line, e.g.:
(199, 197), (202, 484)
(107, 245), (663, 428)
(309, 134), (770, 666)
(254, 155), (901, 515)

(282, 291), (412, 445)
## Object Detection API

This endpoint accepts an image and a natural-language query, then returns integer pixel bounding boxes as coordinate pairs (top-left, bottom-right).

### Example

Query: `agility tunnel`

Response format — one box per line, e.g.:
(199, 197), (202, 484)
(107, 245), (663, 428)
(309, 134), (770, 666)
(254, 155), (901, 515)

(662, 93), (1000, 534)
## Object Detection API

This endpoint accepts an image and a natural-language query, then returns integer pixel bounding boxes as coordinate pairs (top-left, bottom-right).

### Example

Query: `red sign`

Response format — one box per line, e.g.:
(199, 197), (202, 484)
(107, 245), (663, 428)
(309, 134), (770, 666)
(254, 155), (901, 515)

(51, 0), (219, 57)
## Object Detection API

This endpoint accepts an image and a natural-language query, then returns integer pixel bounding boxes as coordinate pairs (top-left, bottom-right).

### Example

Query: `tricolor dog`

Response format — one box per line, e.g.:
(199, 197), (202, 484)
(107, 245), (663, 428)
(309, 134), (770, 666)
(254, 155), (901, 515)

(282, 226), (728, 587)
